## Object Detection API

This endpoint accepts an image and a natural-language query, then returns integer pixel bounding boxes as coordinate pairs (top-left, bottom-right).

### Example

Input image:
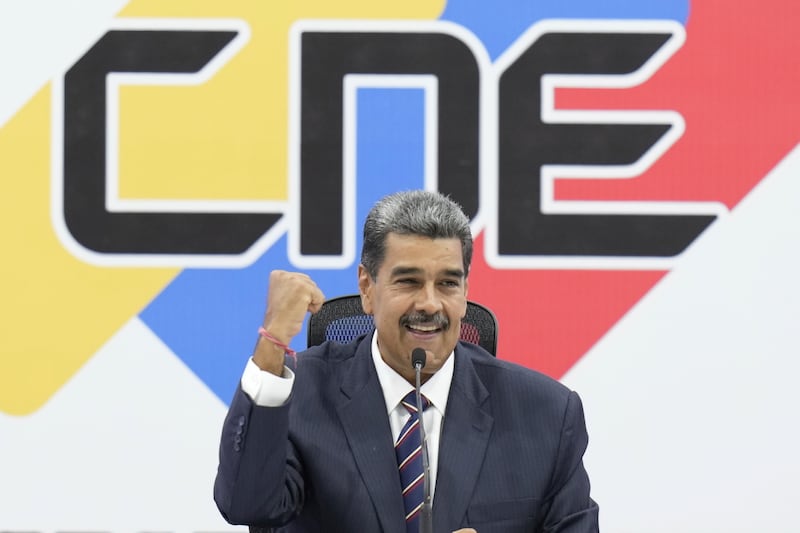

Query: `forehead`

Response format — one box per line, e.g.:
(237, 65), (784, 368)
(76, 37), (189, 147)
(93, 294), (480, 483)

(380, 233), (464, 273)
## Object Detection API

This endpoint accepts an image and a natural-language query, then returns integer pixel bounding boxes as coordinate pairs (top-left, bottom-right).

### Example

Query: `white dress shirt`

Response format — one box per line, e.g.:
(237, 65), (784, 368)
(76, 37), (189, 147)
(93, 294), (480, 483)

(240, 330), (455, 500)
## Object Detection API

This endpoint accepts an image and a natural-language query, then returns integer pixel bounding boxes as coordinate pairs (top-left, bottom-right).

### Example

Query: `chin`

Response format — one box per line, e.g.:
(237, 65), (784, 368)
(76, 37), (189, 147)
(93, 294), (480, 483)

(427, 350), (451, 366)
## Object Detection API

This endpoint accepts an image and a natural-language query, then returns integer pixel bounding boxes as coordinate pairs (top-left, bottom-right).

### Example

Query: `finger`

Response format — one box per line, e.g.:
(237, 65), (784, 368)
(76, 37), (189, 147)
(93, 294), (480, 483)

(308, 286), (326, 314)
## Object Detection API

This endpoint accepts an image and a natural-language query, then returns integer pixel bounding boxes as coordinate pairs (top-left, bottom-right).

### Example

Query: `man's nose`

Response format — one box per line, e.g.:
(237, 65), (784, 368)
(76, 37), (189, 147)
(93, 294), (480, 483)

(415, 283), (443, 315)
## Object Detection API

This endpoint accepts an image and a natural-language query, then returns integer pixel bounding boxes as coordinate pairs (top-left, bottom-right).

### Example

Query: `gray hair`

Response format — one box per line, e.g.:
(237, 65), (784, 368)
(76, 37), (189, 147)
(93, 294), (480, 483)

(360, 190), (473, 279)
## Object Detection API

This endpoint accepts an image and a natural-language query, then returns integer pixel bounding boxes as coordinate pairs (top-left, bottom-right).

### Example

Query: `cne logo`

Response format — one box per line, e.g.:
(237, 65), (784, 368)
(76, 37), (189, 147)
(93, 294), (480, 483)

(53, 18), (723, 270)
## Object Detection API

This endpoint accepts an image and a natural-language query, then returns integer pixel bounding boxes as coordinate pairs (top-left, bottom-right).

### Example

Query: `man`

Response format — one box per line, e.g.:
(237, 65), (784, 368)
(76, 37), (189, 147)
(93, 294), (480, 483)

(214, 190), (599, 532)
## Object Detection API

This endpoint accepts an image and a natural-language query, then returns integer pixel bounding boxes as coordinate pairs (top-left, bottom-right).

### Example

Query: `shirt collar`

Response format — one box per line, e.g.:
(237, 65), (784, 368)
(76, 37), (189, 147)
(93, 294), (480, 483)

(371, 330), (454, 417)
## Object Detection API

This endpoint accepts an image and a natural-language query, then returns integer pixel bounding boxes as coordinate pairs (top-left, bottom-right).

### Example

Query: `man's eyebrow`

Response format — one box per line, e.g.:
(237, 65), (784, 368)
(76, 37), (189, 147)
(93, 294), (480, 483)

(442, 268), (465, 279)
(389, 266), (465, 278)
(390, 266), (423, 277)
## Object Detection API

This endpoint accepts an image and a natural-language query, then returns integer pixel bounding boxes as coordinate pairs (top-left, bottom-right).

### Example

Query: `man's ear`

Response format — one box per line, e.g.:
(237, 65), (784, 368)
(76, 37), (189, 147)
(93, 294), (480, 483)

(462, 277), (469, 318)
(357, 264), (374, 315)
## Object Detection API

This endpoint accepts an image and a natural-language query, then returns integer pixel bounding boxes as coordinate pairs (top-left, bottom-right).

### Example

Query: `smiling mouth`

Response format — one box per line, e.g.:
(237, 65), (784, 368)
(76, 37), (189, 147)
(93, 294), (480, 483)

(401, 312), (449, 334)
(406, 324), (441, 334)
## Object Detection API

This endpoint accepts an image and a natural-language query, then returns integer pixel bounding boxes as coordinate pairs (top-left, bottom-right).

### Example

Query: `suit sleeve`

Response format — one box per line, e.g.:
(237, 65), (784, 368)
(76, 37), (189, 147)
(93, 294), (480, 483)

(541, 390), (600, 533)
(213, 385), (305, 527)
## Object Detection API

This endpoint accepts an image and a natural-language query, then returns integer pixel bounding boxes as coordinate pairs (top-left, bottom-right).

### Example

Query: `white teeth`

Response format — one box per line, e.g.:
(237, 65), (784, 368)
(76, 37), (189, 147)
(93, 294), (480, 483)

(409, 324), (438, 332)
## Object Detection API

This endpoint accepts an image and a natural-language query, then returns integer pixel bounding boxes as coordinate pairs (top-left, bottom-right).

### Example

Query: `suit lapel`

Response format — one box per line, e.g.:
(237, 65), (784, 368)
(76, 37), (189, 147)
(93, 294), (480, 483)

(433, 345), (493, 532)
(336, 335), (407, 533)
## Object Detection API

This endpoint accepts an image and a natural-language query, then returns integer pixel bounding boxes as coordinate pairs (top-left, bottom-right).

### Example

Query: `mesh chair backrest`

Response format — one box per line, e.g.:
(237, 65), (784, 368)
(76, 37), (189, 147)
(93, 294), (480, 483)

(307, 294), (498, 356)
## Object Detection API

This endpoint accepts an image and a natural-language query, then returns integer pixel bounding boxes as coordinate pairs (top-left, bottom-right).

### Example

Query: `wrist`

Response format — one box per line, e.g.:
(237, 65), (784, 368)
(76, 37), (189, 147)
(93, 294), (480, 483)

(253, 334), (288, 374)
(258, 327), (296, 355)
(253, 327), (297, 374)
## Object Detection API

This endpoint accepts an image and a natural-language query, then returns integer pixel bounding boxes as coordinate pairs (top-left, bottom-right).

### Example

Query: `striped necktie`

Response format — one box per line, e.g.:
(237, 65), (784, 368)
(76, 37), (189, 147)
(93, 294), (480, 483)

(395, 391), (430, 533)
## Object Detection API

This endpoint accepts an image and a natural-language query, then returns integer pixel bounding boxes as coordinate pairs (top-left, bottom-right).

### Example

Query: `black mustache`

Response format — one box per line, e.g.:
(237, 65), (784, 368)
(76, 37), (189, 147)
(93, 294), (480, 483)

(400, 312), (449, 330)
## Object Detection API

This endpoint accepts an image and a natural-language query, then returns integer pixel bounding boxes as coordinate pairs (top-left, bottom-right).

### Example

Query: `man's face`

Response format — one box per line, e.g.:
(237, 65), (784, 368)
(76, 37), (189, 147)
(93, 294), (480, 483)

(358, 233), (468, 383)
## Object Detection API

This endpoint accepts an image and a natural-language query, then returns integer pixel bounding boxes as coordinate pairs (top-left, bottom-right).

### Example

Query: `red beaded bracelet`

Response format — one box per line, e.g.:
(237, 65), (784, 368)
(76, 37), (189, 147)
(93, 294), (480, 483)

(258, 327), (297, 363)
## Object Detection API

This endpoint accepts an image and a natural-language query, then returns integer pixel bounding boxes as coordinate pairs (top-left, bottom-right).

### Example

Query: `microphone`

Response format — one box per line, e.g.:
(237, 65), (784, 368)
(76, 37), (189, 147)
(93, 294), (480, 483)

(411, 348), (433, 533)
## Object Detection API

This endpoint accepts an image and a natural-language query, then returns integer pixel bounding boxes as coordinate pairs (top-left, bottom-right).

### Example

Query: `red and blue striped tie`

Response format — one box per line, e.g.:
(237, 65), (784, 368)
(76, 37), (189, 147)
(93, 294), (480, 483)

(395, 391), (430, 533)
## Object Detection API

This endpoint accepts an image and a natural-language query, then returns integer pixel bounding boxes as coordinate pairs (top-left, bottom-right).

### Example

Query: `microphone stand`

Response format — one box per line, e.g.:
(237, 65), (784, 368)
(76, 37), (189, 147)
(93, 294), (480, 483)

(412, 349), (433, 533)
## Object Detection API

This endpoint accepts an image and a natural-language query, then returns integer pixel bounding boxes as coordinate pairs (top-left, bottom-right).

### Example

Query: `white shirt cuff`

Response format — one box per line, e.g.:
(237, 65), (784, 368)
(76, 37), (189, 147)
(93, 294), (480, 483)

(240, 357), (295, 407)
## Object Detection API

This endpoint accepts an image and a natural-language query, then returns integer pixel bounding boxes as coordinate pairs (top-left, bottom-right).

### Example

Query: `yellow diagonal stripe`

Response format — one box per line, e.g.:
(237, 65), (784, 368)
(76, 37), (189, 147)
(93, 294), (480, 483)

(0, 88), (178, 416)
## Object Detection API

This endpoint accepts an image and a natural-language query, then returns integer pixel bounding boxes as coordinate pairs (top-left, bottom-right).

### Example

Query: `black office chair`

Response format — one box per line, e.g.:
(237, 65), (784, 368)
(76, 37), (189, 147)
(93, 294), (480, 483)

(307, 294), (498, 356)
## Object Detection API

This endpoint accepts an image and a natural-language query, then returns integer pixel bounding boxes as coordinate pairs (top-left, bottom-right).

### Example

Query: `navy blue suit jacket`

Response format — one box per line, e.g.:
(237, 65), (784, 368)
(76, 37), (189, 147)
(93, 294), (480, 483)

(214, 334), (598, 532)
